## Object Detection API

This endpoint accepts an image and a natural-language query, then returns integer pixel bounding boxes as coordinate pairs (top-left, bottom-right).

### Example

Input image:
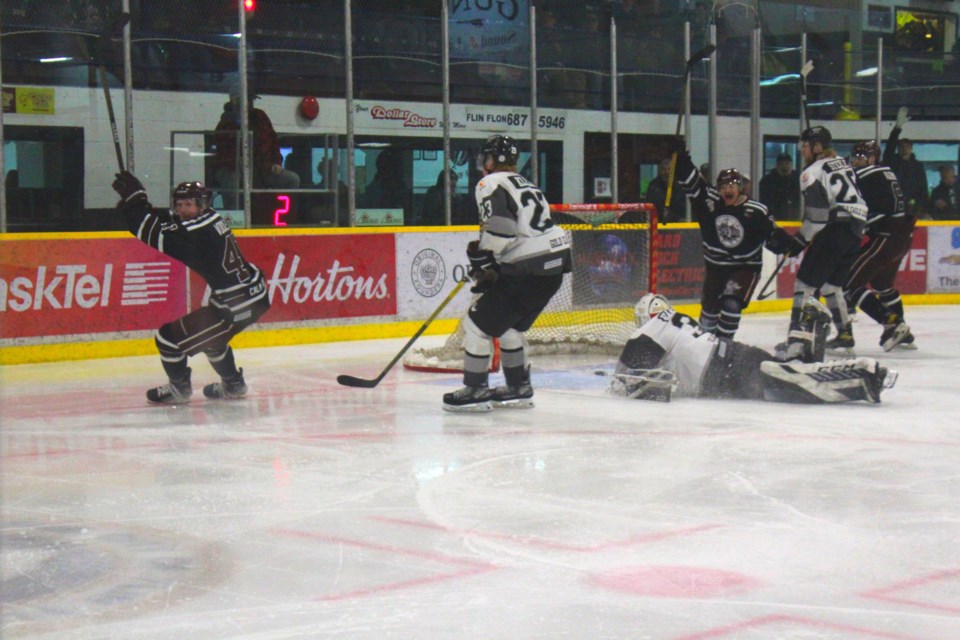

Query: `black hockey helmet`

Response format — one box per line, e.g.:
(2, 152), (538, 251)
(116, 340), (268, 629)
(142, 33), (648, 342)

(480, 134), (519, 166)
(800, 126), (833, 149)
(716, 168), (745, 188)
(172, 181), (212, 210)
(851, 139), (881, 160)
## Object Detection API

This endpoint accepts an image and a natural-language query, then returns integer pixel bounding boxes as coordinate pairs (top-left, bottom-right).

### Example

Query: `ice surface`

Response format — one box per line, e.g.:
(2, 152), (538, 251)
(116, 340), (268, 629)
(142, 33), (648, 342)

(2, 307), (959, 639)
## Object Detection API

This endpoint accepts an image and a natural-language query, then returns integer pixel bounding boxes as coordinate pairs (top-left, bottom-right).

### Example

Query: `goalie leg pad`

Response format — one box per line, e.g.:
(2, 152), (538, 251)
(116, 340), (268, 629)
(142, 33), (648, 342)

(760, 358), (893, 404)
(610, 369), (677, 402)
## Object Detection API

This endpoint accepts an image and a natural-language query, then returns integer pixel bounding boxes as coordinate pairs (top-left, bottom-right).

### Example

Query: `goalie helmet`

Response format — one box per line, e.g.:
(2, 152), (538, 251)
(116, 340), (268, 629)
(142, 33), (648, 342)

(480, 134), (519, 166)
(172, 181), (212, 210)
(634, 293), (671, 326)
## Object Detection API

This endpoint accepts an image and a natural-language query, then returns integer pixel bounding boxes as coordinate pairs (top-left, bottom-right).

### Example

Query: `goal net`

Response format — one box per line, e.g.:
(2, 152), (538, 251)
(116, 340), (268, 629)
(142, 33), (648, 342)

(403, 203), (659, 373)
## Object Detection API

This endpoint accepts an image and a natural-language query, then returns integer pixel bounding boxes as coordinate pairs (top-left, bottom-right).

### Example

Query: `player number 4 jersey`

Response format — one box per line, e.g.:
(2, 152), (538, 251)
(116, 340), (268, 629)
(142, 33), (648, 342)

(475, 171), (571, 276)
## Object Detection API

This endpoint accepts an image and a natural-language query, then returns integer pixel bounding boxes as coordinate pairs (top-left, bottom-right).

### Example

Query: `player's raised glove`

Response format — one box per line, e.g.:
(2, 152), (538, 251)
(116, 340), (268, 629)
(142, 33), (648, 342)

(466, 240), (498, 294)
(895, 106), (910, 130)
(112, 171), (147, 206)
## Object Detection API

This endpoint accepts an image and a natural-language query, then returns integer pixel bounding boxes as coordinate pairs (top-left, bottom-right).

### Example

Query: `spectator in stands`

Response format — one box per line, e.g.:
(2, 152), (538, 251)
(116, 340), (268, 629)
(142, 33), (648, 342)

(358, 149), (412, 223)
(419, 168), (462, 226)
(212, 84), (299, 208)
(882, 108), (928, 217)
(645, 157), (684, 223)
(759, 152), (801, 220)
(930, 164), (959, 220)
(308, 158), (350, 227)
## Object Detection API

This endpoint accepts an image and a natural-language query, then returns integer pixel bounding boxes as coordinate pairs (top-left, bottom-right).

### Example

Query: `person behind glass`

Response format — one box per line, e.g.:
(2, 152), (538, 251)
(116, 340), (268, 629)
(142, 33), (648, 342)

(828, 140), (916, 355)
(777, 126), (868, 362)
(212, 84), (300, 208)
(759, 152), (801, 220)
(443, 135), (572, 413)
(673, 144), (805, 339)
(419, 168), (461, 226)
(930, 164), (959, 220)
(357, 149), (412, 222)
(111, 172), (270, 404)
(645, 157), (685, 222)
(881, 107), (928, 217)
(316, 158), (349, 226)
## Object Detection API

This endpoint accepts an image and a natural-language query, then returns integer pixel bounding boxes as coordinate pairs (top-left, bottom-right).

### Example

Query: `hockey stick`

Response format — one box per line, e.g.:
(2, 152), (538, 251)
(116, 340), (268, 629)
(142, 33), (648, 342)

(664, 44), (716, 221)
(800, 59), (814, 130)
(756, 253), (788, 301)
(337, 279), (468, 389)
(76, 12), (131, 171)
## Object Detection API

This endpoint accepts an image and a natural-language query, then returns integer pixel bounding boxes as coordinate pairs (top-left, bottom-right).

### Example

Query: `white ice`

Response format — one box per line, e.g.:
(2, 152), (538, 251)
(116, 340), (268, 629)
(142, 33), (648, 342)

(2, 306), (959, 640)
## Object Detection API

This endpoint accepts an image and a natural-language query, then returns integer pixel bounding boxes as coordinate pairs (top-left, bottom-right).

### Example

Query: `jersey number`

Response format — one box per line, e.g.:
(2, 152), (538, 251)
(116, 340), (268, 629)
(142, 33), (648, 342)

(222, 236), (251, 282)
(520, 190), (554, 232)
(829, 169), (860, 204)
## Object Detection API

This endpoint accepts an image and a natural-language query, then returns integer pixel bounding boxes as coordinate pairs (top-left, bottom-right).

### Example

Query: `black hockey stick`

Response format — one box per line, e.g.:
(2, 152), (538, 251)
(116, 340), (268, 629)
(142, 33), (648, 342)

(799, 59), (814, 130)
(756, 253), (788, 301)
(337, 279), (468, 389)
(76, 12), (131, 171)
(665, 44), (716, 221)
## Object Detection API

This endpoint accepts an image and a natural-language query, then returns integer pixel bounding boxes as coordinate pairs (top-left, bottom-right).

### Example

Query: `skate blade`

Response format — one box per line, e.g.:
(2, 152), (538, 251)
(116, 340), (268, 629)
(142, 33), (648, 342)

(492, 398), (535, 409)
(442, 401), (493, 413)
(826, 346), (856, 357)
(892, 342), (918, 351)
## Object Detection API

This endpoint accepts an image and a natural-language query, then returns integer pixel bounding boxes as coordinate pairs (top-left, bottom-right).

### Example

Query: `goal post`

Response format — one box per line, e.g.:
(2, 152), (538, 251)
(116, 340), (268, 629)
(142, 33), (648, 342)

(403, 203), (659, 373)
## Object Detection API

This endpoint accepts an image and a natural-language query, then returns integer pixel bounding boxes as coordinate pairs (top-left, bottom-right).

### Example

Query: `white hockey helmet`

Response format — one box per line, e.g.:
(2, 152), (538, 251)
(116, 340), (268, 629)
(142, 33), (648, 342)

(634, 293), (671, 326)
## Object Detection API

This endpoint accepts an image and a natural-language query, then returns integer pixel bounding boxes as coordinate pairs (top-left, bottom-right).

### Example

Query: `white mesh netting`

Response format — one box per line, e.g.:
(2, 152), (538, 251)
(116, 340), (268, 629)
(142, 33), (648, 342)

(403, 204), (656, 372)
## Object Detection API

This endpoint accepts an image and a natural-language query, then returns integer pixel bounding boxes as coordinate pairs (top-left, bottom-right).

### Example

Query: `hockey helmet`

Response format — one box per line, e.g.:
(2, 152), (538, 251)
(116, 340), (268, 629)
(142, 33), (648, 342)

(480, 134), (519, 166)
(634, 293), (671, 326)
(800, 126), (833, 149)
(716, 168), (745, 188)
(851, 139), (881, 161)
(172, 181), (212, 210)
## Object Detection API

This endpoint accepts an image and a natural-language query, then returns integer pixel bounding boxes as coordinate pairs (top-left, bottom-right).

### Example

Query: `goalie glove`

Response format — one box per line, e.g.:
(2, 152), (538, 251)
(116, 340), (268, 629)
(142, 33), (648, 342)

(466, 240), (498, 293)
(610, 368), (677, 402)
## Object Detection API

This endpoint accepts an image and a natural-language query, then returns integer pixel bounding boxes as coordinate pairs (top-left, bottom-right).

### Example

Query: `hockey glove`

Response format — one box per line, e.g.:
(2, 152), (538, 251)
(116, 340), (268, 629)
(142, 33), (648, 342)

(895, 106), (910, 130)
(766, 228), (807, 257)
(610, 368), (677, 402)
(466, 240), (496, 279)
(112, 171), (147, 206)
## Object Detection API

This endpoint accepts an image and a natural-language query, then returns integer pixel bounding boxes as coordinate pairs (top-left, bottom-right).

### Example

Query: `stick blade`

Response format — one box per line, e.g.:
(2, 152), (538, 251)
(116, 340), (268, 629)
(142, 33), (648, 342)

(688, 44), (716, 68)
(336, 374), (380, 389)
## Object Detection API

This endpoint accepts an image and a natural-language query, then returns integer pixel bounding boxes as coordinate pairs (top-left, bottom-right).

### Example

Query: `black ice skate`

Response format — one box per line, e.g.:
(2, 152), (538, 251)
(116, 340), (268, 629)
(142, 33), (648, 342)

(442, 385), (495, 413)
(880, 322), (916, 351)
(146, 370), (192, 405)
(826, 326), (856, 356)
(203, 369), (247, 399)
(492, 382), (534, 408)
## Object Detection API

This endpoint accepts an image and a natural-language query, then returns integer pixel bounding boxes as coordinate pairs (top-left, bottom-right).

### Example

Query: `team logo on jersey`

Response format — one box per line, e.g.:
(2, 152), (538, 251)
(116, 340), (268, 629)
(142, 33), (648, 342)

(411, 249), (446, 297)
(715, 214), (745, 248)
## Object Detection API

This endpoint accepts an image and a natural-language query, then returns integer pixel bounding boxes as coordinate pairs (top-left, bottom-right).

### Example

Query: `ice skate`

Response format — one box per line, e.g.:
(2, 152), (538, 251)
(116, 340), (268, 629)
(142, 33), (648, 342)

(203, 369), (247, 399)
(146, 370), (192, 405)
(825, 326), (856, 356)
(880, 322), (916, 351)
(442, 385), (494, 413)
(492, 382), (534, 408)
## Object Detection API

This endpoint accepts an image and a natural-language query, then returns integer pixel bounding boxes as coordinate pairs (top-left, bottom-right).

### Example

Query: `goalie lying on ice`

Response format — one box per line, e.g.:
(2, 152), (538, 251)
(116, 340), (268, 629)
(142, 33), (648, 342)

(610, 293), (897, 404)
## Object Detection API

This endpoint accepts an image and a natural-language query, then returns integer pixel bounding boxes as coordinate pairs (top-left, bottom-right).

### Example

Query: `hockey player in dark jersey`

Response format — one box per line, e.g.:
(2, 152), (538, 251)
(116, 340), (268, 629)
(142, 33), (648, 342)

(442, 134), (572, 413)
(611, 293), (895, 404)
(112, 172), (270, 404)
(777, 126), (868, 362)
(674, 147), (806, 339)
(827, 140), (916, 354)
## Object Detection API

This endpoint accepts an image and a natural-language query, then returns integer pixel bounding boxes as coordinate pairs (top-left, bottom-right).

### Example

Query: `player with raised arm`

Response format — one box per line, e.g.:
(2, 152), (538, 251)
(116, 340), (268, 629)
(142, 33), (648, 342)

(611, 293), (894, 404)
(828, 140), (916, 354)
(442, 135), (572, 413)
(777, 126), (868, 362)
(112, 172), (270, 404)
(673, 146), (806, 339)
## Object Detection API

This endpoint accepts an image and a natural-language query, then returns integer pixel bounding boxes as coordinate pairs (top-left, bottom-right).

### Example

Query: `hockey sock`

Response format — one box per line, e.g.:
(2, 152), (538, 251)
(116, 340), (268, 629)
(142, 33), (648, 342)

(205, 346), (240, 379)
(856, 290), (889, 325)
(160, 356), (190, 383)
(716, 297), (742, 339)
(699, 310), (719, 334)
(876, 288), (904, 322)
(821, 284), (849, 334)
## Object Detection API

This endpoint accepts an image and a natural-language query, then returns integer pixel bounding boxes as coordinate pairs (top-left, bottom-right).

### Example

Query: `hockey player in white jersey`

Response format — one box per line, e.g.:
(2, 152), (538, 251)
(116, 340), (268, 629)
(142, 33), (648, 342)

(443, 134), (572, 413)
(612, 293), (895, 404)
(778, 126), (869, 362)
